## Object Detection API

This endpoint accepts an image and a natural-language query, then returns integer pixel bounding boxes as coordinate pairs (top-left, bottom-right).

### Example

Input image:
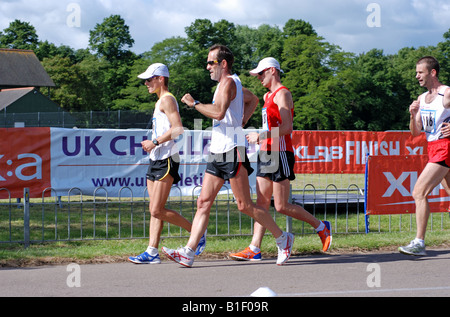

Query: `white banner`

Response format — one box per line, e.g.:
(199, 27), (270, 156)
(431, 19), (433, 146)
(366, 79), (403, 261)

(50, 128), (257, 197)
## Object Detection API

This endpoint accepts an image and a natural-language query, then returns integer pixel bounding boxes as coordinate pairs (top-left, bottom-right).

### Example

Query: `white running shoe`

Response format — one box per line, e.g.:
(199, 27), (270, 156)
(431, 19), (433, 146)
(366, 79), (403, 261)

(399, 240), (426, 256)
(276, 232), (294, 266)
(162, 246), (194, 268)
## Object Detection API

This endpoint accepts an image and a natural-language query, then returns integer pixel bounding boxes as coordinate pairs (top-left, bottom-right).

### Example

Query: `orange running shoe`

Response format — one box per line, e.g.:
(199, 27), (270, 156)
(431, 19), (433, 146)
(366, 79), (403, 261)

(317, 221), (332, 252)
(230, 247), (262, 261)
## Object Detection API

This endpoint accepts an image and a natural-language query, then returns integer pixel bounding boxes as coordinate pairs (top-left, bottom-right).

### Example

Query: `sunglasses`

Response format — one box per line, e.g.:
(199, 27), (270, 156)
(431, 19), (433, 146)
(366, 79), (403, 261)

(206, 59), (222, 66)
(145, 76), (159, 82)
(258, 68), (271, 76)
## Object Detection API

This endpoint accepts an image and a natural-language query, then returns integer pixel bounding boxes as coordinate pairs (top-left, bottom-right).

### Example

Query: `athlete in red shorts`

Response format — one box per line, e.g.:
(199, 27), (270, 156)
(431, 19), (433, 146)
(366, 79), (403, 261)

(400, 56), (450, 256)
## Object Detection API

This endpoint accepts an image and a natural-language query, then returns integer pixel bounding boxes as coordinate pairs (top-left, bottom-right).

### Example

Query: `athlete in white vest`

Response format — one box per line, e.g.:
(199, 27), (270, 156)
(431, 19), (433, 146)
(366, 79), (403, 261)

(162, 45), (295, 267)
(149, 90), (179, 162)
(400, 56), (450, 256)
(128, 63), (205, 264)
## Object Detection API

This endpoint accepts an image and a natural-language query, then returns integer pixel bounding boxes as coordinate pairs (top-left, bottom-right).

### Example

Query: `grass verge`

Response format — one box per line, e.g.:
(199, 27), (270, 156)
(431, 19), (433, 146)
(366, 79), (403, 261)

(1, 231), (449, 268)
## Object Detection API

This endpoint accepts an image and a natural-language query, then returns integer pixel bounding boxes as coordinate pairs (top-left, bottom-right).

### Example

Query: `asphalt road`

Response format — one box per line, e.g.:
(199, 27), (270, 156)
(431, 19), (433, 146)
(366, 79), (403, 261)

(1, 248), (450, 298)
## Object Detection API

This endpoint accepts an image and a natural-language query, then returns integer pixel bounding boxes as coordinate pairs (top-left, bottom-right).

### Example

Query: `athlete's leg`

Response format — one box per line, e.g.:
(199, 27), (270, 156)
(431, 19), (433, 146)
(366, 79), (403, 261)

(412, 162), (449, 240)
(272, 178), (321, 228)
(148, 176), (192, 248)
(230, 168), (283, 239)
(186, 173), (224, 250)
(247, 177), (272, 248)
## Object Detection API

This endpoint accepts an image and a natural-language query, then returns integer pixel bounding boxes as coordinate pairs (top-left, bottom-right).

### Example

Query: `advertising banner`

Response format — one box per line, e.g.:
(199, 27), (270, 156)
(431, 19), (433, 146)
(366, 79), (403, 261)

(292, 131), (427, 174)
(0, 127), (51, 198)
(366, 155), (450, 215)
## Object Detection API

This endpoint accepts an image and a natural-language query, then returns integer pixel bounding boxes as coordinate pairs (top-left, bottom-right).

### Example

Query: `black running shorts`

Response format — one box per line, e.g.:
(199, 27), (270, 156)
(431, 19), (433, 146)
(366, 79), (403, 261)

(205, 146), (254, 180)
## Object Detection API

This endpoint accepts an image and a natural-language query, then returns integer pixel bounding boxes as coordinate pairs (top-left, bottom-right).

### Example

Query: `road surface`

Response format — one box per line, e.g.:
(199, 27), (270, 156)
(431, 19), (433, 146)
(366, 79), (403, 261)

(1, 248), (449, 298)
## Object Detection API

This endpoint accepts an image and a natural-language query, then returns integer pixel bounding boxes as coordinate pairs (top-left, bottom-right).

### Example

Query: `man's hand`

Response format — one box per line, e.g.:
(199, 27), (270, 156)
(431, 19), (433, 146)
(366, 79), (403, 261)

(181, 93), (195, 108)
(442, 122), (450, 138)
(141, 140), (155, 153)
(246, 132), (260, 144)
(409, 100), (420, 116)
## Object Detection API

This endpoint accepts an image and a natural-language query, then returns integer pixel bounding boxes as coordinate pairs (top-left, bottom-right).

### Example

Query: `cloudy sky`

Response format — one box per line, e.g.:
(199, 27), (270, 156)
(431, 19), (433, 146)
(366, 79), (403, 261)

(0, 0), (449, 55)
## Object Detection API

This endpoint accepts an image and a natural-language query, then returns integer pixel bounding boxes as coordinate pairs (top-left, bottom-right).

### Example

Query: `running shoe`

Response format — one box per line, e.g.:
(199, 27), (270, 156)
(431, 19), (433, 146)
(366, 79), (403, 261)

(317, 220), (332, 252)
(230, 247), (262, 261)
(162, 246), (194, 267)
(128, 251), (161, 264)
(195, 230), (207, 256)
(276, 232), (294, 266)
(399, 240), (427, 256)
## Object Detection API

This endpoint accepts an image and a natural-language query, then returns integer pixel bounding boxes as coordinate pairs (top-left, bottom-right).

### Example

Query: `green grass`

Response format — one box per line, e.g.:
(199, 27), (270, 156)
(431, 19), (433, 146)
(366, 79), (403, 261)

(1, 173), (449, 267)
(1, 231), (449, 267)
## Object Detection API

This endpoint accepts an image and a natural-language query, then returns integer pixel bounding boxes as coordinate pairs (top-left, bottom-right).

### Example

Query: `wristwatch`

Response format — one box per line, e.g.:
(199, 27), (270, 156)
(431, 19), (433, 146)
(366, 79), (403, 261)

(152, 139), (159, 146)
(193, 100), (200, 108)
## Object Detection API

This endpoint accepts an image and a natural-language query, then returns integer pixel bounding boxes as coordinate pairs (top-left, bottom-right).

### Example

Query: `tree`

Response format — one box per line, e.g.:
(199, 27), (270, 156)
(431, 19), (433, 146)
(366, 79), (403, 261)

(89, 15), (135, 64)
(0, 20), (39, 50)
(282, 34), (353, 130)
(348, 49), (410, 131)
(42, 56), (87, 112)
(437, 28), (450, 85)
(283, 19), (317, 38)
(7, 16), (449, 132)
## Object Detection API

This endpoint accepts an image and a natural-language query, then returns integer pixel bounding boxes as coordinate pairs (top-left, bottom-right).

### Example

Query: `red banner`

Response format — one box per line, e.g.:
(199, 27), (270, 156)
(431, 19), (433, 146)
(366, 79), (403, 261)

(292, 131), (427, 174)
(0, 128), (51, 199)
(366, 155), (450, 215)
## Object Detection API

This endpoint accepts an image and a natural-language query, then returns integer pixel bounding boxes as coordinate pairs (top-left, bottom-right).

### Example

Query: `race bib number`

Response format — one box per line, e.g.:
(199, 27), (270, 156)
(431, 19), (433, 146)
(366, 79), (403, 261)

(421, 110), (436, 134)
(262, 108), (269, 131)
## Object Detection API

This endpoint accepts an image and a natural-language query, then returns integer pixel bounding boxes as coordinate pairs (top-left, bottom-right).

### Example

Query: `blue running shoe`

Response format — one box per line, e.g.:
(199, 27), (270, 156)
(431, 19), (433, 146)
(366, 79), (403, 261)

(195, 230), (207, 256)
(128, 251), (161, 264)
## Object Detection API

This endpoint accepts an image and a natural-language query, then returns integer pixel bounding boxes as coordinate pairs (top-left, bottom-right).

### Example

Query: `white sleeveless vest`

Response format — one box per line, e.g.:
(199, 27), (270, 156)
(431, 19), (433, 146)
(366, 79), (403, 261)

(420, 85), (450, 142)
(150, 92), (179, 161)
(210, 74), (245, 154)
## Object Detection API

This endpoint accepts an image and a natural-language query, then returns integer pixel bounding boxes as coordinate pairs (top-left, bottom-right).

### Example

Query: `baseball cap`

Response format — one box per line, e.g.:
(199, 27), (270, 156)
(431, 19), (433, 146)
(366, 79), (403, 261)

(138, 63), (170, 79)
(249, 57), (284, 76)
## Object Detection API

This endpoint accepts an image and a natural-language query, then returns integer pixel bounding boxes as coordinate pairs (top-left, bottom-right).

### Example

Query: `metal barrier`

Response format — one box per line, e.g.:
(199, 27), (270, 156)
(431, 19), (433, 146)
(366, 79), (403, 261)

(1, 184), (448, 248)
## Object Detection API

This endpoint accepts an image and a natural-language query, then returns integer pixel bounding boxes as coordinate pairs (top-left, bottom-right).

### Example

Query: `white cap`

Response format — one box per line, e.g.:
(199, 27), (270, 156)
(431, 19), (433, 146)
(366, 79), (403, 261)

(138, 63), (170, 79)
(249, 57), (284, 76)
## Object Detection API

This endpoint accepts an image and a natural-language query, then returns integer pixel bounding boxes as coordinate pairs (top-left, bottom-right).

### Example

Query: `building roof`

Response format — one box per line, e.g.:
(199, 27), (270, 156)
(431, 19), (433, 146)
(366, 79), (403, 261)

(0, 87), (35, 111)
(0, 48), (55, 88)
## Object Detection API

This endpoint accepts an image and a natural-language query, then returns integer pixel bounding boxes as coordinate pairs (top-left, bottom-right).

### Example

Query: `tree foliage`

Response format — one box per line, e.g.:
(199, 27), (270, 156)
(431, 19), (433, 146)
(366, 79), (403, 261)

(1, 16), (449, 131)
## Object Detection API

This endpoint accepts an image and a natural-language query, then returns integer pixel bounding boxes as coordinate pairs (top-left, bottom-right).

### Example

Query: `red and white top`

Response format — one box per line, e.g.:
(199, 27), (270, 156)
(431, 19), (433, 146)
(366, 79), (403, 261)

(260, 86), (294, 153)
(420, 85), (450, 142)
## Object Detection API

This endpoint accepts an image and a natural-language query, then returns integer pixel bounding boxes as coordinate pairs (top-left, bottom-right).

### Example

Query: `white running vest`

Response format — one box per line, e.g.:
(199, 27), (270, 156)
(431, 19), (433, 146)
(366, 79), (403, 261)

(210, 74), (245, 154)
(420, 85), (450, 142)
(150, 92), (179, 161)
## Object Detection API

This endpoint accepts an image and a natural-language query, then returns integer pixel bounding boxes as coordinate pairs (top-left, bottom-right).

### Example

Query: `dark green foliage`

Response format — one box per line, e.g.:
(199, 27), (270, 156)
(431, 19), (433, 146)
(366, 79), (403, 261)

(1, 16), (449, 131)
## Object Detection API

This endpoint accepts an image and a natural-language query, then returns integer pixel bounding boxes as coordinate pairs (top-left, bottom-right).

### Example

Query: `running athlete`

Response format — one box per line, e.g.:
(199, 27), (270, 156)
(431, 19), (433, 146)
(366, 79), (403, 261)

(162, 45), (295, 267)
(230, 57), (332, 262)
(399, 56), (450, 256)
(128, 63), (205, 264)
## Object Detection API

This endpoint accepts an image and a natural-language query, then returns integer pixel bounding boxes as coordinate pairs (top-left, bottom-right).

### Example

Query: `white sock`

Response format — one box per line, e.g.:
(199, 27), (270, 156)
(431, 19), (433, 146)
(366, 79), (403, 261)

(413, 238), (425, 246)
(249, 245), (260, 253)
(315, 221), (325, 232)
(276, 233), (286, 244)
(146, 246), (158, 256)
(185, 246), (195, 256)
